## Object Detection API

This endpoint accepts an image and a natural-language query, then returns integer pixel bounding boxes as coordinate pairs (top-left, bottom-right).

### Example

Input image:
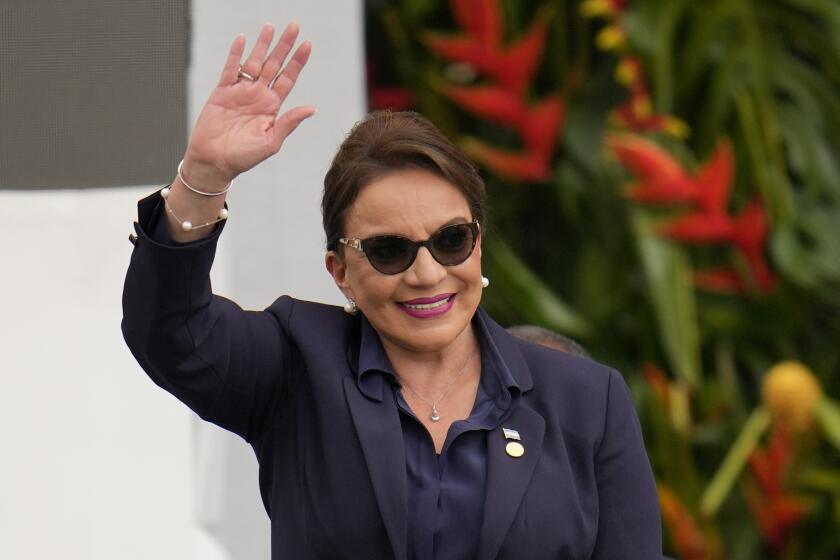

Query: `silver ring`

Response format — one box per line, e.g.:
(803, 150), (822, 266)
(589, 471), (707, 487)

(237, 66), (256, 82)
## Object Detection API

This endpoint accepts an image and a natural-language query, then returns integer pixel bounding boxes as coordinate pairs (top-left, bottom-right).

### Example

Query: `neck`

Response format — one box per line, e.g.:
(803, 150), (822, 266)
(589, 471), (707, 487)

(381, 326), (480, 394)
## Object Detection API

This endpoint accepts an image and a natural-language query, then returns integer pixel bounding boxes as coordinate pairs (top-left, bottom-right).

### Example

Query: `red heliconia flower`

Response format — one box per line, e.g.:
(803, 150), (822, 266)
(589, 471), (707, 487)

(731, 199), (776, 292)
(422, 33), (499, 76)
(451, 0), (502, 47)
(463, 139), (551, 182)
(749, 424), (791, 495)
(607, 134), (697, 204)
(493, 10), (550, 93)
(424, 6), (550, 94)
(659, 211), (736, 243)
(442, 85), (528, 128)
(426, 2), (562, 183)
(693, 139), (733, 215)
(746, 426), (810, 554)
(642, 362), (671, 408)
(658, 485), (710, 560)
(693, 268), (742, 293)
(611, 97), (690, 138)
(746, 492), (809, 555)
(369, 87), (415, 111)
(689, 200), (775, 294)
(731, 199), (769, 261)
(518, 94), (565, 158)
(610, 133), (777, 294)
(610, 57), (689, 137)
(743, 253), (776, 293)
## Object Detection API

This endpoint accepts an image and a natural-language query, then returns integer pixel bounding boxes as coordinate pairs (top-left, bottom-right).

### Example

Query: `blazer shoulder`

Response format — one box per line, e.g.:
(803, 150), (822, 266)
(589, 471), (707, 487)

(516, 338), (614, 391)
(265, 296), (359, 355)
(516, 339), (622, 441)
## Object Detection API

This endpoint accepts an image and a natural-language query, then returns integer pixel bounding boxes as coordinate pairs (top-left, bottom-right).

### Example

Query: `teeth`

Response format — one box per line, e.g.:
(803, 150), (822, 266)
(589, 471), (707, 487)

(403, 297), (451, 310)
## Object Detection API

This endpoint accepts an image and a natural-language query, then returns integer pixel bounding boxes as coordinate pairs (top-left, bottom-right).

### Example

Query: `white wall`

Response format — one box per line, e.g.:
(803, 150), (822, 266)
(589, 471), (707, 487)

(0, 187), (195, 559)
(0, 2), (364, 558)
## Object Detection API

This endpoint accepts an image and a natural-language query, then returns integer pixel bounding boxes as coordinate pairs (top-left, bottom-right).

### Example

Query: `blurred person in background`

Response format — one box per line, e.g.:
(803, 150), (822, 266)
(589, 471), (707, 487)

(507, 325), (590, 358)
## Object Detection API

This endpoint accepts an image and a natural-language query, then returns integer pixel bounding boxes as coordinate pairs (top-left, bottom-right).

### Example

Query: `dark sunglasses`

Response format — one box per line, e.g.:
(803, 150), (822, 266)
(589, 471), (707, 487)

(339, 221), (480, 275)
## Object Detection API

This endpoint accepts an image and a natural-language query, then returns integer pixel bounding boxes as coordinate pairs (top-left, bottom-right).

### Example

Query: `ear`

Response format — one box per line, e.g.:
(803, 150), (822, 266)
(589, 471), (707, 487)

(325, 251), (352, 296)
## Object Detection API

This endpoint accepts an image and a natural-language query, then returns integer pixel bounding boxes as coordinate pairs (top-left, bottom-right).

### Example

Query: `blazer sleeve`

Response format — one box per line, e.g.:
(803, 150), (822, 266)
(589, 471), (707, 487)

(121, 190), (292, 442)
(590, 369), (662, 559)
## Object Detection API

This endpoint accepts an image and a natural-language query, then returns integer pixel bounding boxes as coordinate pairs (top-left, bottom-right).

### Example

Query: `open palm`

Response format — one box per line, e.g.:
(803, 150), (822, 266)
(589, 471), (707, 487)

(185, 23), (315, 184)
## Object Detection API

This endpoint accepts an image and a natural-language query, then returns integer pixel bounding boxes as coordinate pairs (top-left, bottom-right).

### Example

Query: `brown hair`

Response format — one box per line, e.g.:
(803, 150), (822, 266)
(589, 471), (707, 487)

(322, 111), (485, 251)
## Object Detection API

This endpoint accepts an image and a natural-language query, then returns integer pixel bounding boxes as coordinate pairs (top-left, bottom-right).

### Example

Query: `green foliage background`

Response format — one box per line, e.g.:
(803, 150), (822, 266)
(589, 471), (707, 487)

(366, 0), (840, 558)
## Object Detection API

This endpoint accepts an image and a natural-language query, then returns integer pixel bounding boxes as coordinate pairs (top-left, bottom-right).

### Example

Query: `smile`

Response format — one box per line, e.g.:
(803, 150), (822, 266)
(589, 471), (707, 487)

(397, 294), (456, 318)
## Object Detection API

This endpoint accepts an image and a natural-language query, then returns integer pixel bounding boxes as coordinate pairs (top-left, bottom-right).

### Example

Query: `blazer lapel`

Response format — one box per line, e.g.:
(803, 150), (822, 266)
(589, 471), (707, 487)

(477, 404), (546, 560)
(343, 377), (408, 560)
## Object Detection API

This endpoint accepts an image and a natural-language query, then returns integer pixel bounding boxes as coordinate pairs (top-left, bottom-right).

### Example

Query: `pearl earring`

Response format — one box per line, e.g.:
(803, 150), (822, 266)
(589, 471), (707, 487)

(343, 299), (358, 315)
(481, 276), (490, 288)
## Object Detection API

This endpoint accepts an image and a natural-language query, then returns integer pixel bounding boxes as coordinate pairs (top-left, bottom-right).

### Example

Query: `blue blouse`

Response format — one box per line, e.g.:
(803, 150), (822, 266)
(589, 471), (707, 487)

(356, 316), (520, 560)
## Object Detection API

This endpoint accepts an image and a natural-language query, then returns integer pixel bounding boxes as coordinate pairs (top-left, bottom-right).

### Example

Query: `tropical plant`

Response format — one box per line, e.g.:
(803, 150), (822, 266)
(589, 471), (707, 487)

(365, 0), (840, 557)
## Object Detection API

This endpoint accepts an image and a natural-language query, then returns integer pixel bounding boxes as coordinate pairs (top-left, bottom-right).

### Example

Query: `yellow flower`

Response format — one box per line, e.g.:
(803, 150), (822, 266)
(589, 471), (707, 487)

(615, 57), (641, 86)
(762, 361), (823, 430)
(663, 116), (690, 138)
(580, 0), (612, 18)
(596, 24), (626, 51)
(632, 95), (652, 119)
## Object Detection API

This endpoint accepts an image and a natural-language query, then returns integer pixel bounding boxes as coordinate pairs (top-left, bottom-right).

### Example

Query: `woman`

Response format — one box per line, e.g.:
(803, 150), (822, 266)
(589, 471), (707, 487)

(122, 22), (661, 559)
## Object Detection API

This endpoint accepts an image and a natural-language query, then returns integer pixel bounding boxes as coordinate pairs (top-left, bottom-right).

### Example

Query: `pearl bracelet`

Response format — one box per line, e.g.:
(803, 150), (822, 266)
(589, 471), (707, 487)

(161, 187), (228, 232)
(177, 160), (232, 196)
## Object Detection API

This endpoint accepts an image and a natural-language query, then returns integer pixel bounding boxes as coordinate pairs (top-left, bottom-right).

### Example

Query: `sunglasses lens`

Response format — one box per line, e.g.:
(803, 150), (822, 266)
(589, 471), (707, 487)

(431, 223), (476, 265)
(365, 236), (414, 274)
(358, 222), (478, 274)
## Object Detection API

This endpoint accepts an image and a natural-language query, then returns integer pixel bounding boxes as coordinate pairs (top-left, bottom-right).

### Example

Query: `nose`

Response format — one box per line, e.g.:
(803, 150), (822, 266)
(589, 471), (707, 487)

(404, 247), (447, 286)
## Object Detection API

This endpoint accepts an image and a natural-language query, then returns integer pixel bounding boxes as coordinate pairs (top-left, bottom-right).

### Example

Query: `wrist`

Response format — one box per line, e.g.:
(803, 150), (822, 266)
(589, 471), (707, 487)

(180, 154), (234, 194)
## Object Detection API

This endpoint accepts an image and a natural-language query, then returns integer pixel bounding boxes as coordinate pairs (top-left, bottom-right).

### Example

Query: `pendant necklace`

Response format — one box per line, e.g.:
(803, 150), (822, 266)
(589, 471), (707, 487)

(397, 349), (478, 422)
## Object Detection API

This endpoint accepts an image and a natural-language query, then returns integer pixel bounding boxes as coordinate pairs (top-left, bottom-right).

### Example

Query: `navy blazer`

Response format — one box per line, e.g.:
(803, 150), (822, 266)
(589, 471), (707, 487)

(122, 192), (661, 559)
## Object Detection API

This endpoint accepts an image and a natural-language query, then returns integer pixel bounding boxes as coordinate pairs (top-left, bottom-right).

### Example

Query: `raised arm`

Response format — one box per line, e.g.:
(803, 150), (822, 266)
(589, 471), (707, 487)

(166, 22), (315, 242)
(122, 24), (313, 441)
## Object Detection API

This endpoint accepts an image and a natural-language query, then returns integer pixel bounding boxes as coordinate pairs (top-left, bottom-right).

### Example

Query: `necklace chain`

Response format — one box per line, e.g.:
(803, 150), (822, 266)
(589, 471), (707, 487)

(396, 349), (478, 422)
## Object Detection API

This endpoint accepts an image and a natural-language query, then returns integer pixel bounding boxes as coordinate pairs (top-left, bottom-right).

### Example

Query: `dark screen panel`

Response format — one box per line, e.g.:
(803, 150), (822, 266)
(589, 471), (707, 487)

(0, 0), (188, 188)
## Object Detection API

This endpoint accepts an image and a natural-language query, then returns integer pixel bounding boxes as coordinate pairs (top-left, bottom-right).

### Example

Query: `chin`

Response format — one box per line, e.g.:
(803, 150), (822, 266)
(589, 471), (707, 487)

(386, 307), (477, 354)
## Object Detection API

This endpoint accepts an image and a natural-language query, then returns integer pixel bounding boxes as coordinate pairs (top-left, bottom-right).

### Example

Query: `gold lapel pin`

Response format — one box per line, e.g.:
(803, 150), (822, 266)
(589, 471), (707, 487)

(505, 441), (525, 458)
(502, 428), (525, 458)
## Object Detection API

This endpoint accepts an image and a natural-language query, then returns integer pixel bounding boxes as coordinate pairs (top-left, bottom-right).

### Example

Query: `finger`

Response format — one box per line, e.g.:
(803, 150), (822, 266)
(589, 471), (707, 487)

(258, 22), (300, 87)
(272, 105), (317, 150)
(218, 34), (246, 86)
(270, 40), (312, 104)
(241, 23), (276, 80)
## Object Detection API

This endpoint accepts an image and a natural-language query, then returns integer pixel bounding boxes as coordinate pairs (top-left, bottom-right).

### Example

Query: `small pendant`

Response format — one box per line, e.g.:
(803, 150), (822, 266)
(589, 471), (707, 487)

(430, 405), (441, 422)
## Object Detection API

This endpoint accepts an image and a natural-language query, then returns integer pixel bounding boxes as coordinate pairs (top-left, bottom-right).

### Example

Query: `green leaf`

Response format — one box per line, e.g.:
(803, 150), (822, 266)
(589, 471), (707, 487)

(799, 467), (840, 493)
(733, 87), (796, 225)
(631, 210), (701, 386)
(483, 235), (593, 338)
(699, 407), (771, 518)
(772, 203), (840, 302)
(816, 397), (840, 452)
(650, 0), (686, 113)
